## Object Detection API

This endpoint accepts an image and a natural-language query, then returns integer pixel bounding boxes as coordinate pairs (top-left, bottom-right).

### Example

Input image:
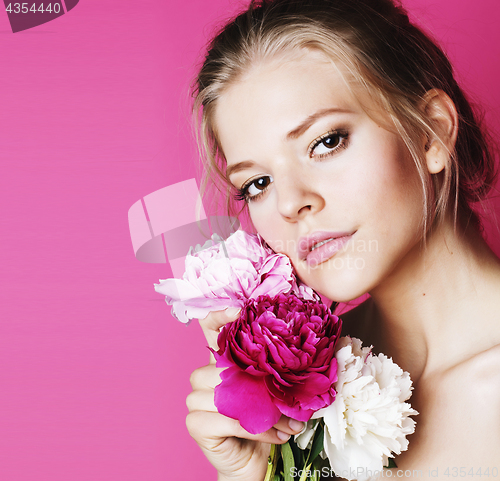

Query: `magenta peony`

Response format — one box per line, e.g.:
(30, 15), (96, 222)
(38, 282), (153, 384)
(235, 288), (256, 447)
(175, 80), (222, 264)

(212, 293), (342, 435)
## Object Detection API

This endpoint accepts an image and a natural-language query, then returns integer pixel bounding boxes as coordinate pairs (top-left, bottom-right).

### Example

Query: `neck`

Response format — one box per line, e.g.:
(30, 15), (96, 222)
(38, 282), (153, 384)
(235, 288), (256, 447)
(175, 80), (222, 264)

(367, 212), (500, 383)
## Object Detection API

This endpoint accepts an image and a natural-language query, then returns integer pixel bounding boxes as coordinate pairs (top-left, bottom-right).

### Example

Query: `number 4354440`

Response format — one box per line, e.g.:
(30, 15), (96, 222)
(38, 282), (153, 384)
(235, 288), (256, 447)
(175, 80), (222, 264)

(444, 467), (499, 477)
(5, 3), (62, 14)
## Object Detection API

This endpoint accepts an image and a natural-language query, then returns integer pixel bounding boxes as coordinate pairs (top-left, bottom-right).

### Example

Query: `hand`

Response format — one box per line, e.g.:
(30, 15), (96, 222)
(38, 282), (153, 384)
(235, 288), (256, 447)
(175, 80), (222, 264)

(186, 308), (305, 481)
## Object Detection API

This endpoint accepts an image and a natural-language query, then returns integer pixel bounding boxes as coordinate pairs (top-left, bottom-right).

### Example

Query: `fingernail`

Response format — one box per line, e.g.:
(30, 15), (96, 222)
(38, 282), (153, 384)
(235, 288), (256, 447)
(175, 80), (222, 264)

(277, 430), (291, 441)
(288, 419), (305, 432)
(225, 308), (241, 318)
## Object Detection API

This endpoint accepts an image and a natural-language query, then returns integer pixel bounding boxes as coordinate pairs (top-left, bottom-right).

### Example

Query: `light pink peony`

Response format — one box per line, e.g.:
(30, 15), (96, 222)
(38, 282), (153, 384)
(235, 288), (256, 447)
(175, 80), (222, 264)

(154, 230), (319, 323)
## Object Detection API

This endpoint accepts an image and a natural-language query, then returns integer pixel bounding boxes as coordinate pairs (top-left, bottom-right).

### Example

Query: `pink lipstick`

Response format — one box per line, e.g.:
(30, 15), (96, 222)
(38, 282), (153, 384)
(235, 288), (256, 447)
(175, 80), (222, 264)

(298, 231), (355, 267)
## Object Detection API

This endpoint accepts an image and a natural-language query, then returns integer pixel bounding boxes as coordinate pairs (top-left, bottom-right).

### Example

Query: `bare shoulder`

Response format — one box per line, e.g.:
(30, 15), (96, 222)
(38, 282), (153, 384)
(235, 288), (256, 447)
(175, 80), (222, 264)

(440, 343), (500, 391)
(439, 344), (500, 426)
(467, 342), (500, 370)
(396, 344), (500, 470)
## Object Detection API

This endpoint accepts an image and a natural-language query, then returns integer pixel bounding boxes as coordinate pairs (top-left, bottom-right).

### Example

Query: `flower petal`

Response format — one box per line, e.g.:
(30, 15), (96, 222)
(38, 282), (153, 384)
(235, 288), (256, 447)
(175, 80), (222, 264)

(214, 370), (281, 435)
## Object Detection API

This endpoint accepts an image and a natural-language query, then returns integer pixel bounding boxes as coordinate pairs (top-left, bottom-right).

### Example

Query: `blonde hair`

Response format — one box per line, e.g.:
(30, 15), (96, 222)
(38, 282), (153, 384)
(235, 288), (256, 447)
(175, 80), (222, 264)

(192, 0), (497, 239)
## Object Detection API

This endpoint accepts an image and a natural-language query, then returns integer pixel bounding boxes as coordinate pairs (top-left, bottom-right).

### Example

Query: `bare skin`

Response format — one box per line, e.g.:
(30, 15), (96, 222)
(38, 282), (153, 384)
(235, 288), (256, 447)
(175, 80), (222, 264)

(186, 49), (500, 479)
(186, 308), (306, 481)
(340, 214), (500, 478)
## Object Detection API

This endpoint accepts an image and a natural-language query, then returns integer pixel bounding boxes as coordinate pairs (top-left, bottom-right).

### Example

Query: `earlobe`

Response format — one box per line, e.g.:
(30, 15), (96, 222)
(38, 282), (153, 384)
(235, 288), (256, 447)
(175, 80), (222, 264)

(420, 89), (459, 175)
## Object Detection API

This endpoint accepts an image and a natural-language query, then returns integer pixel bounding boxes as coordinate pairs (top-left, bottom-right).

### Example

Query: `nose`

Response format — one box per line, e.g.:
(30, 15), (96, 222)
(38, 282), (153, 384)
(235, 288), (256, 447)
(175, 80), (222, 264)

(275, 169), (325, 222)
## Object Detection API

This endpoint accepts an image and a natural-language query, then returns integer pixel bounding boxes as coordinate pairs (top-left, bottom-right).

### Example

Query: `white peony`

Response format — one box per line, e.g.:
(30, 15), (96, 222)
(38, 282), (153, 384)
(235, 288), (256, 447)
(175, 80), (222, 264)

(313, 336), (418, 481)
(295, 418), (320, 451)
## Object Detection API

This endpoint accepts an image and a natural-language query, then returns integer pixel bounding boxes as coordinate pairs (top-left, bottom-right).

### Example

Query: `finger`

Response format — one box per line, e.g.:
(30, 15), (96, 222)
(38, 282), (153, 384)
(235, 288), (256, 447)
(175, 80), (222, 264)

(273, 415), (306, 436)
(186, 411), (293, 448)
(199, 307), (241, 332)
(189, 364), (224, 390)
(186, 389), (218, 413)
(199, 308), (241, 352)
(208, 350), (216, 365)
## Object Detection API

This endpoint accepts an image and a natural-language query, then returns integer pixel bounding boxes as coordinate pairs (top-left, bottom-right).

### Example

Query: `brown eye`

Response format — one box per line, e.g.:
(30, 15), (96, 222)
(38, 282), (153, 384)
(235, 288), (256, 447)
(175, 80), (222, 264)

(234, 175), (274, 203)
(321, 134), (341, 149)
(310, 130), (349, 158)
(247, 176), (273, 196)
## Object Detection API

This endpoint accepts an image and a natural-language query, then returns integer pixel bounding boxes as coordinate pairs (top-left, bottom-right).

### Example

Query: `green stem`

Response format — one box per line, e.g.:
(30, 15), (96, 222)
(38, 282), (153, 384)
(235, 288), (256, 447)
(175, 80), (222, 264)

(264, 444), (279, 481)
(299, 463), (312, 481)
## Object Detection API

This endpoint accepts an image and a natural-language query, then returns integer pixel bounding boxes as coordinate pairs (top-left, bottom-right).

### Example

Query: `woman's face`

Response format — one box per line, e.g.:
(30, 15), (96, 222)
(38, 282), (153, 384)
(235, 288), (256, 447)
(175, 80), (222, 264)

(214, 49), (425, 302)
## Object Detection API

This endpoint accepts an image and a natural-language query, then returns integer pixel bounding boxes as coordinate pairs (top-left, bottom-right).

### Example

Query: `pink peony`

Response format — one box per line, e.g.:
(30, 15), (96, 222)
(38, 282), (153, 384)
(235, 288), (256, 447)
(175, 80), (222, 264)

(154, 230), (319, 323)
(212, 294), (342, 435)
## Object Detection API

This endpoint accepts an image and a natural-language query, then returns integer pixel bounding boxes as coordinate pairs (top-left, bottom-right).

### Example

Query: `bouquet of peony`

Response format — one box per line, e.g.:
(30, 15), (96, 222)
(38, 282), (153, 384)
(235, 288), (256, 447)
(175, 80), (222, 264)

(154, 230), (417, 481)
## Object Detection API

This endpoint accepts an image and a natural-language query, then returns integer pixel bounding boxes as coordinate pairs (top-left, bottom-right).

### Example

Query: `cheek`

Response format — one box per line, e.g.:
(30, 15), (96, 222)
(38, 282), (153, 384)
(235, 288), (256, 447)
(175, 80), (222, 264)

(359, 168), (424, 285)
(249, 203), (283, 248)
(354, 139), (422, 231)
(382, 153), (424, 236)
(249, 203), (300, 260)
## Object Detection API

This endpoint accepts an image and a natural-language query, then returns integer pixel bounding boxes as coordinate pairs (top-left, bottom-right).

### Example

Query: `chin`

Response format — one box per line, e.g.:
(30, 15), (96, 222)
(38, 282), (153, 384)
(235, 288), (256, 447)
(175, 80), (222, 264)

(300, 263), (371, 304)
(319, 286), (368, 304)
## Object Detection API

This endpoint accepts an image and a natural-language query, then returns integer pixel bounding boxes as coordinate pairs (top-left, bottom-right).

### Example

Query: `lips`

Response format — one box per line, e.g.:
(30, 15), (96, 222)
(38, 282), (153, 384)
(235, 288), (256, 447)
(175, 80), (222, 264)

(298, 231), (355, 265)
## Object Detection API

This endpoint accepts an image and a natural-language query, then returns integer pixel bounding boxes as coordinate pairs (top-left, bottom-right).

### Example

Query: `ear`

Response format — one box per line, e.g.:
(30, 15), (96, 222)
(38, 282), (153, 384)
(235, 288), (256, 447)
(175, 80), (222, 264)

(420, 89), (459, 174)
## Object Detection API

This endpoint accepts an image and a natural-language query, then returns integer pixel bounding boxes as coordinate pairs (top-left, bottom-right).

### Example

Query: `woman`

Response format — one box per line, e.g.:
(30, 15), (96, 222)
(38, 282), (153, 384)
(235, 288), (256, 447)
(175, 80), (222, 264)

(185, 0), (500, 479)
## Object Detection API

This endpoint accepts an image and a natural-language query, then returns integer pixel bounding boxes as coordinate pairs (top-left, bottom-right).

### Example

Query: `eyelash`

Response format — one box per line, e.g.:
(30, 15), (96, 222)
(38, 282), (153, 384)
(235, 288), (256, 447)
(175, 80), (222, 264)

(308, 129), (349, 159)
(234, 129), (350, 203)
(234, 176), (271, 203)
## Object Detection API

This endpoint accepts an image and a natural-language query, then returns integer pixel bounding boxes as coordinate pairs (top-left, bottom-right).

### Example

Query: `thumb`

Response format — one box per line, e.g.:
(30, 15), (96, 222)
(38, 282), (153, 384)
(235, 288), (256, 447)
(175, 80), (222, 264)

(200, 307), (241, 332)
(199, 308), (242, 360)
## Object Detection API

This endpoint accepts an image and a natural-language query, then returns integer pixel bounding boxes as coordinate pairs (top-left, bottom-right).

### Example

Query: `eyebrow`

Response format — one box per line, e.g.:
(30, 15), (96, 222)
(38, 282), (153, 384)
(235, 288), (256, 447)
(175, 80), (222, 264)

(226, 107), (353, 178)
(226, 160), (255, 179)
(286, 107), (353, 140)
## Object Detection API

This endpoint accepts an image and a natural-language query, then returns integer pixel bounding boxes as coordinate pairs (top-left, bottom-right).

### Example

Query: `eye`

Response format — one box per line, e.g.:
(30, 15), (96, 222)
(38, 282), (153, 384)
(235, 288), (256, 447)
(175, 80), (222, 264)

(308, 129), (349, 159)
(234, 175), (274, 203)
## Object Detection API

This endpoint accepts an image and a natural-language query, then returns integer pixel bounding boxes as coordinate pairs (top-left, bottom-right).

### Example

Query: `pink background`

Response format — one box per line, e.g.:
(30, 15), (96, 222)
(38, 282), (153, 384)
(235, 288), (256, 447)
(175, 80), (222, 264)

(0, 1), (499, 480)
